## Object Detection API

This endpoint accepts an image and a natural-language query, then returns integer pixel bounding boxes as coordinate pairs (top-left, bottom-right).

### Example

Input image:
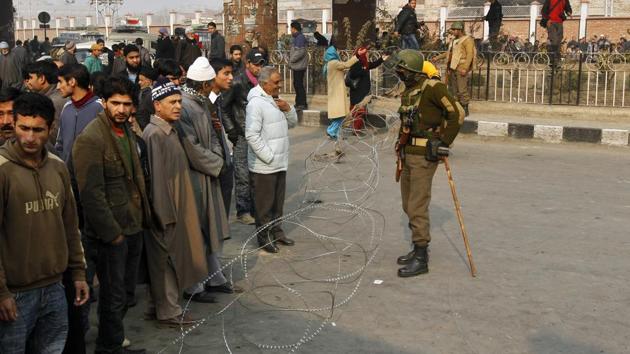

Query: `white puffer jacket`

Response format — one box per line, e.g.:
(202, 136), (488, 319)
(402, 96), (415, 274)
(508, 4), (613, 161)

(245, 85), (298, 174)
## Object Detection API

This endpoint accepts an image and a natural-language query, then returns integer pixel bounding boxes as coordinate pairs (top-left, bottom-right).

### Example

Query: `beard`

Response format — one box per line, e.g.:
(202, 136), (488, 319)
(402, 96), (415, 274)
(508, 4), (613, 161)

(105, 108), (129, 127)
(127, 64), (140, 74)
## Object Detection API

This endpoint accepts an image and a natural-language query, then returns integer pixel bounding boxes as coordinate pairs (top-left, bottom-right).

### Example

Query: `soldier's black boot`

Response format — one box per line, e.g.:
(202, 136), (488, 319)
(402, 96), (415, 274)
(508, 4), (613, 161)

(397, 248), (415, 265)
(397, 245), (429, 277)
(463, 104), (470, 117)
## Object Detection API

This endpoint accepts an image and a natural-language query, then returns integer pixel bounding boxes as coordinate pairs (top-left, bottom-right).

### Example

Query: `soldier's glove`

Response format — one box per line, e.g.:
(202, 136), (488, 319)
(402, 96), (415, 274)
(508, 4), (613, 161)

(425, 139), (449, 162)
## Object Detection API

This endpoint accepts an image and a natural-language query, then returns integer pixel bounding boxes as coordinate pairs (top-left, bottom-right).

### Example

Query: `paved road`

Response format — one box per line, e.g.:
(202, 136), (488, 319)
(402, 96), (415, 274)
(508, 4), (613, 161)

(88, 127), (630, 354)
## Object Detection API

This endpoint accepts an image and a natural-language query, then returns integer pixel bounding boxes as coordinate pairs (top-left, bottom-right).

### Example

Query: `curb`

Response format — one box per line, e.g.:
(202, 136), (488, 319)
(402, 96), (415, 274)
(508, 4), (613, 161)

(466, 120), (630, 146)
(297, 110), (630, 147)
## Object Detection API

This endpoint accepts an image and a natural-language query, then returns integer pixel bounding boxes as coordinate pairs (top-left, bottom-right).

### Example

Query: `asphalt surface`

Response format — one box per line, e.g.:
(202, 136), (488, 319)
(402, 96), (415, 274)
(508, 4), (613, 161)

(87, 127), (630, 354)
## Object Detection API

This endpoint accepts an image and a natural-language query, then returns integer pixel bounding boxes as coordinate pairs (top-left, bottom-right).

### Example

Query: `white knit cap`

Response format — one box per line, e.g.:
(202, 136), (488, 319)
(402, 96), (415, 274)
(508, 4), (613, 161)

(186, 57), (216, 82)
(0, 42), (8, 49)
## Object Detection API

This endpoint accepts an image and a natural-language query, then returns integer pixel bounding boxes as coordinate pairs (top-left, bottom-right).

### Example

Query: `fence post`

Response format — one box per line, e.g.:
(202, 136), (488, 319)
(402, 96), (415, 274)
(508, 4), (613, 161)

(548, 65), (555, 105)
(485, 51), (491, 100)
(576, 52), (583, 105)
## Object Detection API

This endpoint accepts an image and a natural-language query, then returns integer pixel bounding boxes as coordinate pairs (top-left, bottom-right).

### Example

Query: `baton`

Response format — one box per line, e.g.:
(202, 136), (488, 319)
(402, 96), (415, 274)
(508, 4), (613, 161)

(442, 156), (477, 277)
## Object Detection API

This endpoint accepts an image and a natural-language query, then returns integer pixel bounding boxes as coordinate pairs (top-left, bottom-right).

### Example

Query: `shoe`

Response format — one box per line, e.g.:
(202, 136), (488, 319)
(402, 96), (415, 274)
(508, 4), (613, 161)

(258, 236), (279, 253)
(463, 104), (470, 117)
(237, 213), (256, 225)
(397, 249), (415, 265)
(157, 313), (199, 328)
(259, 242), (279, 253)
(122, 338), (131, 348)
(122, 348), (146, 354)
(183, 290), (218, 303)
(205, 281), (244, 294)
(397, 245), (429, 277)
(275, 236), (295, 246)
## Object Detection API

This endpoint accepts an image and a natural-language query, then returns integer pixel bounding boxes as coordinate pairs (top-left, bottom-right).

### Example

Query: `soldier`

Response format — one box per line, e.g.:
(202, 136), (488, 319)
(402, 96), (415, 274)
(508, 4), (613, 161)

(393, 49), (465, 277)
(433, 22), (476, 116)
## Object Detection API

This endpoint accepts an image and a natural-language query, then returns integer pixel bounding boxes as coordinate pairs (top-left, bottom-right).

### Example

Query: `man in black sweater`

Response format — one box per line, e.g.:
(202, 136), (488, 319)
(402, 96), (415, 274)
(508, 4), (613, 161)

(485, 0), (503, 49)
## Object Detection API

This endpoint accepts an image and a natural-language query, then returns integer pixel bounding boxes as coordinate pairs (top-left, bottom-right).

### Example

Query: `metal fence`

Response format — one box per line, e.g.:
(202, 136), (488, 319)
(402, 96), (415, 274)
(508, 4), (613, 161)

(271, 50), (630, 108)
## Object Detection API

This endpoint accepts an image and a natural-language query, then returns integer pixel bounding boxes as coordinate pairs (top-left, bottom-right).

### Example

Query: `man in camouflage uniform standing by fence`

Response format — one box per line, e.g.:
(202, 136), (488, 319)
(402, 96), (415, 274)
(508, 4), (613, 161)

(393, 49), (465, 277)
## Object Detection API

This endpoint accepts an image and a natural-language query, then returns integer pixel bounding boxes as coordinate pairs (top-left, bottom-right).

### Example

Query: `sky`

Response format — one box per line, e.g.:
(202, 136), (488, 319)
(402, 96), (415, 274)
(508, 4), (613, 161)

(13, 0), (223, 20)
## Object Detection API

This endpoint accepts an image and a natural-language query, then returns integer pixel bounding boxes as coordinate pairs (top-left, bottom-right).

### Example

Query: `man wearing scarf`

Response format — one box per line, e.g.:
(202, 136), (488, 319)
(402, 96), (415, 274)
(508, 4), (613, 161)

(323, 42), (368, 140)
(176, 57), (233, 302)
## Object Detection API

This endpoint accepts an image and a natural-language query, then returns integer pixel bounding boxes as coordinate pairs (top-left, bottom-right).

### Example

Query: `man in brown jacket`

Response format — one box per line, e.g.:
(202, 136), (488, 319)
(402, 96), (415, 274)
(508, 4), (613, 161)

(0, 92), (88, 352)
(72, 77), (150, 354)
(434, 22), (475, 116)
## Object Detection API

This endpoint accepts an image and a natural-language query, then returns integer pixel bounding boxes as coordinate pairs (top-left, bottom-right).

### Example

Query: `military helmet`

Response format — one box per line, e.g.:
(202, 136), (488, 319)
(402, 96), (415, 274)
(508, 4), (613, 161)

(395, 49), (424, 73)
(451, 21), (464, 30)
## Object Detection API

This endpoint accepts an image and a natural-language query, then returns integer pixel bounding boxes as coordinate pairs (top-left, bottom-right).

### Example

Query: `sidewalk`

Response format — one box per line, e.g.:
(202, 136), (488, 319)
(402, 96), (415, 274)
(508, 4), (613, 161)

(284, 94), (630, 146)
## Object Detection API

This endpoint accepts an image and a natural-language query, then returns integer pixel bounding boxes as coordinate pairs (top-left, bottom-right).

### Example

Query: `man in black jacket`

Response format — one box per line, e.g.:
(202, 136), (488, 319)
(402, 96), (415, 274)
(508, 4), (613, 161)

(485, 0), (503, 48)
(207, 22), (226, 60)
(156, 28), (175, 60)
(220, 49), (265, 225)
(394, 0), (419, 49)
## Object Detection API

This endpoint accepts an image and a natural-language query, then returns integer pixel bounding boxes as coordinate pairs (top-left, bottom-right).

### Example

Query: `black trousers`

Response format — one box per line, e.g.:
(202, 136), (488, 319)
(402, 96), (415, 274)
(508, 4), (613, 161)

(489, 21), (501, 46)
(95, 232), (143, 354)
(250, 171), (287, 243)
(292, 69), (307, 107)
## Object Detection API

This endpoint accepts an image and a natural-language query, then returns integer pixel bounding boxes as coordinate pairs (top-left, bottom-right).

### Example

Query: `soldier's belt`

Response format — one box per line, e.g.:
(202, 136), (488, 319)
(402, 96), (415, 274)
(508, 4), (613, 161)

(409, 137), (428, 147)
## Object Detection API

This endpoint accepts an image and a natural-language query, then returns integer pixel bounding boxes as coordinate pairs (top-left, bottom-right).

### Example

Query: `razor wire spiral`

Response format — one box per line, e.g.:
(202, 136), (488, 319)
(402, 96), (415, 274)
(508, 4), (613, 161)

(158, 95), (402, 353)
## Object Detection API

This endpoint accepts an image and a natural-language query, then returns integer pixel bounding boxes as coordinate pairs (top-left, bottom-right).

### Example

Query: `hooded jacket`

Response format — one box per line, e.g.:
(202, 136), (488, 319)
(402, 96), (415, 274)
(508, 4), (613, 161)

(245, 85), (298, 174)
(0, 141), (86, 301)
(55, 93), (103, 164)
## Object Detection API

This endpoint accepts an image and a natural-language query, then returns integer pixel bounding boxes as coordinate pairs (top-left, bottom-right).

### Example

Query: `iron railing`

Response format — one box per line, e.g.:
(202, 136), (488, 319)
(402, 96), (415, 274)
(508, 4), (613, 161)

(270, 49), (630, 108)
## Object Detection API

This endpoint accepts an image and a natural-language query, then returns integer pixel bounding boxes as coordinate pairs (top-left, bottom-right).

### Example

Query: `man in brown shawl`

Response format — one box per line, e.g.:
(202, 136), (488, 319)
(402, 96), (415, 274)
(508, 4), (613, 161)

(178, 57), (234, 302)
(142, 80), (208, 325)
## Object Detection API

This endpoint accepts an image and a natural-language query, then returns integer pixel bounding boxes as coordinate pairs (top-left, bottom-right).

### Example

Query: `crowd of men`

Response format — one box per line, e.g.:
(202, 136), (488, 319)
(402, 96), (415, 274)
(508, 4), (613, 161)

(0, 21), (304, 354)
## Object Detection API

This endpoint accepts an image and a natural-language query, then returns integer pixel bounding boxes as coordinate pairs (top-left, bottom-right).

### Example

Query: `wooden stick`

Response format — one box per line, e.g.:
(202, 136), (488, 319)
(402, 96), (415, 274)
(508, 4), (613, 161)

(442, 156), (477, 277)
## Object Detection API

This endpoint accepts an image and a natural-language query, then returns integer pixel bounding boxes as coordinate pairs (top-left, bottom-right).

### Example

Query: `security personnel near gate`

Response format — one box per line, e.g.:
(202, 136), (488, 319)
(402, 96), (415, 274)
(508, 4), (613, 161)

(433, 21), (476, 117)
(393, 49), (465, 277)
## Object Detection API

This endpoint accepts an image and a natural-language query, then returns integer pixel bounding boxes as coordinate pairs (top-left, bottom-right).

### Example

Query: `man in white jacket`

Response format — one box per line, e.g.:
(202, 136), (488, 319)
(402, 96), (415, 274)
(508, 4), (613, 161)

(245, 67), (298, 253)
